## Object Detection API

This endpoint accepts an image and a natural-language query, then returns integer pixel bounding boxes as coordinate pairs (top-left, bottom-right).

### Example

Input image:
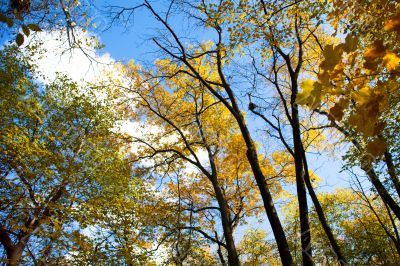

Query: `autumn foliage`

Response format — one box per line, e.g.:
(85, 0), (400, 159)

(1, 0), (400, 265)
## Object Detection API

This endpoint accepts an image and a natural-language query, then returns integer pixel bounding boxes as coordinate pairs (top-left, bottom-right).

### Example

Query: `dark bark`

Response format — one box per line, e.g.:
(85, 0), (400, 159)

(278, 23), (313, 262)
(287, 68), (312, 264)
(0, 226), (27, 266)
(300, 145), (348, 265)
(245, 147), (294, 265)
(7, 244), (25, 266)
(363, 164), (400, 221)
(291, 106), (313, 266)
(384, 151), (400, 198)
(211, 178), (240, 266)
(0, 226), (14, 261)
(217, 243), (227, 265)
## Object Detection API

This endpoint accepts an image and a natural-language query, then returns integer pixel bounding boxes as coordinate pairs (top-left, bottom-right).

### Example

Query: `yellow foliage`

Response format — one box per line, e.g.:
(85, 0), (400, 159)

(321, 44), (343, 71)
(382, 51), (400, 71)
(384, 12), (400, 33)
(364, 40), (386, 60)
(296, 80), (321, 108)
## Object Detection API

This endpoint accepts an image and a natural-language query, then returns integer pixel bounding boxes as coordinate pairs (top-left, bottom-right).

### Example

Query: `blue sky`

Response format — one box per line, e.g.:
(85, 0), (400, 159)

(94, 0), (212, 63)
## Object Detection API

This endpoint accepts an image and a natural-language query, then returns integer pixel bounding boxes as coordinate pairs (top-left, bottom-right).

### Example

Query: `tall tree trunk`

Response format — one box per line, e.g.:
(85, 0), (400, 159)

(291, 107), (313, 266)
(301, 144), (347, 265)
(234, 113), (293, 265)
(363, 163), (400, 220)
(384, 151), (400, 198)
(216, 52), (293, 265)
(211, 178), (240, 266)
(288, 54), (313, 265)
(7, 244), (25, 266)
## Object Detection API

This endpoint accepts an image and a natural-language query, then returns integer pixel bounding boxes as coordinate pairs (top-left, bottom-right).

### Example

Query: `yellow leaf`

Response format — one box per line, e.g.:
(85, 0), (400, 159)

(383, 51), (400, 71)
(353, 87), (372, 106)
(296, 80), (321, 108)
(364, 40), (385, 60)
(343, 34), (358, 53)
(296, 80), (314, 104)
(384, 13), (400, 33)
(321, 44), (342, 71)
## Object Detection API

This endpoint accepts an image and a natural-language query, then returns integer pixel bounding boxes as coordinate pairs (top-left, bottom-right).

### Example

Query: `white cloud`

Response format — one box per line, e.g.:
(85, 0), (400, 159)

(23, 29), (115, 84)
(22, 29), (211, 187)
(121, 120), (210, 173)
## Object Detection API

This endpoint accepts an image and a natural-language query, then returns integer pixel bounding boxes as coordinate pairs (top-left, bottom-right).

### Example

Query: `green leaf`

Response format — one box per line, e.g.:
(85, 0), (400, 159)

(0, 14), (13, 27)
(22, 25), (30, 36)
(16, 33), (24, 46)
(27, 24), (42, 32)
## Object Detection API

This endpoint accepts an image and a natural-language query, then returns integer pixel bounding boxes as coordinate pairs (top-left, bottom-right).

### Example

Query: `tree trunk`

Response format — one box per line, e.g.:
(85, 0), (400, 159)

(291, 109), (313, 266)
(211, 178), (240, 266)
(384, 151), (400, 198)
(363, 164), (400, 221)
(224, 81), (293, 265)
(289, 63), (313, 265)
(217, 243), (227, 265)
(246, 148), (294, 265)
(7, 244), (25, 266)
(301, 144), (347, 265)
(1, 226), (26, 266)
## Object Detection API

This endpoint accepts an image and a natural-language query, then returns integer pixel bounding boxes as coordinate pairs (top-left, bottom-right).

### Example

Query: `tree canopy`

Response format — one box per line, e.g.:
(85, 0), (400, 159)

(1, 0), (400, 265)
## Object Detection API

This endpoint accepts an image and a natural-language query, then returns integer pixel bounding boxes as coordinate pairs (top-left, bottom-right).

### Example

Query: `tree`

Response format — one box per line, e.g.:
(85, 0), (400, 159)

(124, 54), (285, 265)
(1, 0), (400, 265)
(284, 187), (400, 265)
(122, 1), (296, 264)
(0, 45), (133, 265)
(238, 228), (280, 266)
(294, 0), (400, 224)
(232, 1), (348, 263)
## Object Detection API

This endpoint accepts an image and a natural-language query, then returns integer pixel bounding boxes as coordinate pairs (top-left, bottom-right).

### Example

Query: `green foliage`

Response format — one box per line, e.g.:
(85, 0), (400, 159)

(0, 45), (142, 265)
